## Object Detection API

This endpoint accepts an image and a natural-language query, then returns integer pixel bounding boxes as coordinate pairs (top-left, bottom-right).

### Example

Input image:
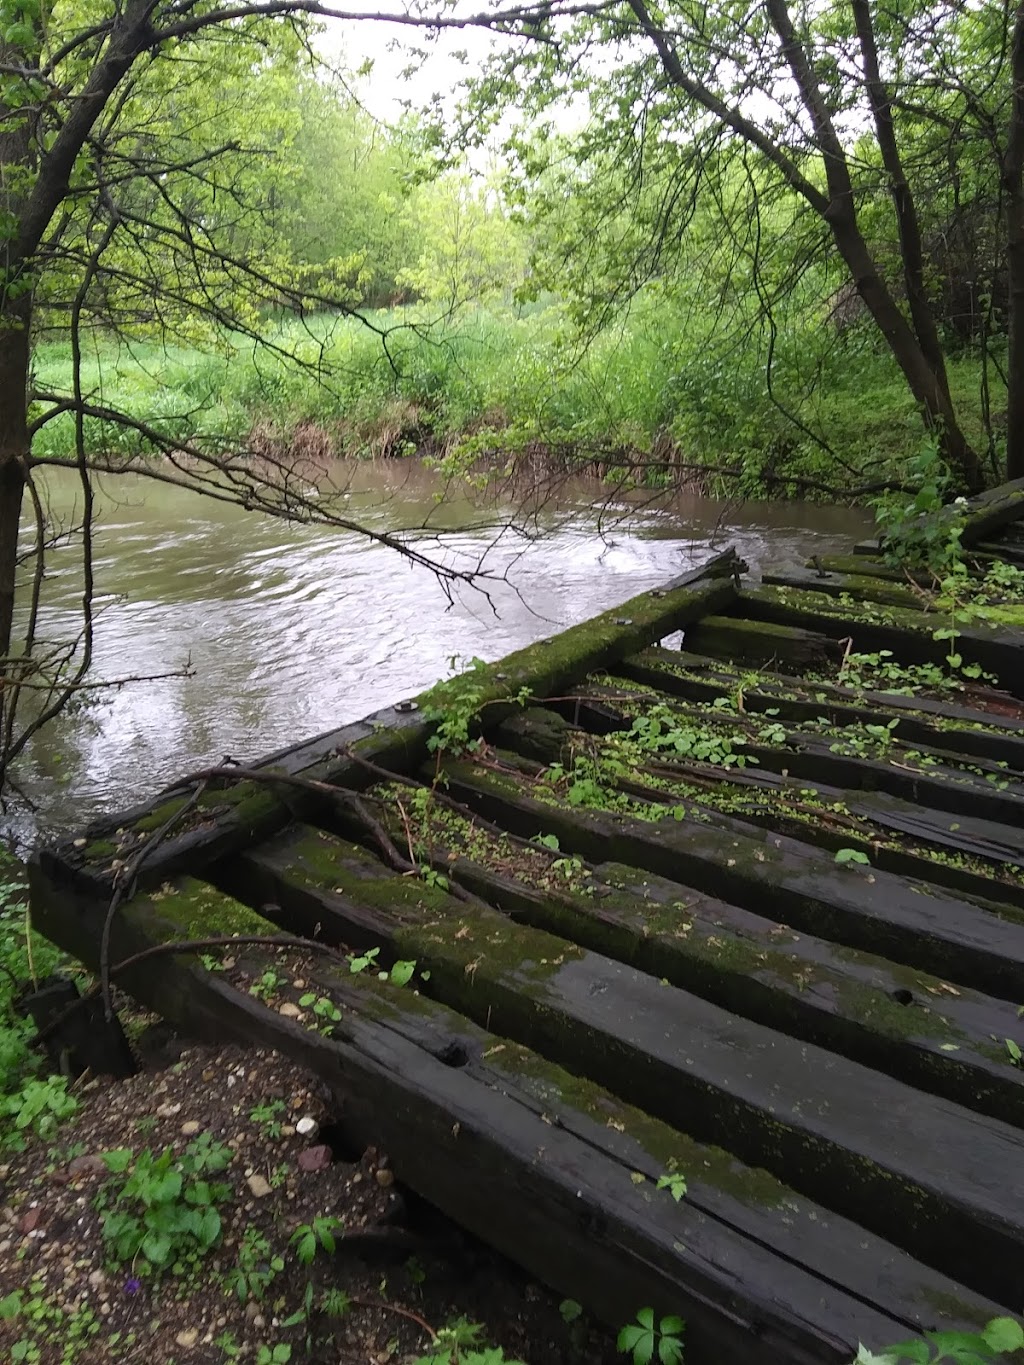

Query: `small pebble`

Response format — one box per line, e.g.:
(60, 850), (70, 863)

(180, 1120), (200, 1136)
(246, 1174), (272, 1198)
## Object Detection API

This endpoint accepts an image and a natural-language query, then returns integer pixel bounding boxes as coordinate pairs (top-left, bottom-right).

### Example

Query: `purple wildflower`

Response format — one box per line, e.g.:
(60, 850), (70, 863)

(124, 1277), (142, 1296)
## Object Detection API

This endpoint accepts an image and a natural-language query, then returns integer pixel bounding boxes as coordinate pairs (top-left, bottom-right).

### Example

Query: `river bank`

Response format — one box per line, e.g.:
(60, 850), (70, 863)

(32, 304), (1003, 501)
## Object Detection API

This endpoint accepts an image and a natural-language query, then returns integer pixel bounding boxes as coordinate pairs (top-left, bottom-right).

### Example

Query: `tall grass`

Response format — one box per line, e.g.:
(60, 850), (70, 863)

(31, 297), (1006, 493)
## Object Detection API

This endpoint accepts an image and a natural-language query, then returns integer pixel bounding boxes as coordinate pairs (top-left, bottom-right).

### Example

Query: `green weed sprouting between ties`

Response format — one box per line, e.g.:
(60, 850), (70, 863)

(618, 1307), (685, 1365)
(95, 1135), (233, 1274)
(855, 1315), (1024, 1363)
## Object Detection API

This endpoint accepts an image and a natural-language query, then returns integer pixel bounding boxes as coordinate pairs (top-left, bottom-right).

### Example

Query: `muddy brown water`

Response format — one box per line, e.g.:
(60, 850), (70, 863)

(9, 462), (871, 846)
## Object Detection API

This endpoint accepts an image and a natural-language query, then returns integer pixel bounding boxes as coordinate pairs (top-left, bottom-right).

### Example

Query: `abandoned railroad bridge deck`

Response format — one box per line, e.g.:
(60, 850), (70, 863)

(31, 484), (1024, 1364)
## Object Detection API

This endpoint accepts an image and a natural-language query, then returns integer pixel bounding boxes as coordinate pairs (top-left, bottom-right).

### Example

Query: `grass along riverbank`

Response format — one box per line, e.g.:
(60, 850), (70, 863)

(32, 297), (1006, 499)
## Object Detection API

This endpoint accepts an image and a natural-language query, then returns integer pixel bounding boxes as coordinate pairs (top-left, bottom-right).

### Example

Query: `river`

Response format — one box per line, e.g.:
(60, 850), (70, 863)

(8, 461), (871, 847)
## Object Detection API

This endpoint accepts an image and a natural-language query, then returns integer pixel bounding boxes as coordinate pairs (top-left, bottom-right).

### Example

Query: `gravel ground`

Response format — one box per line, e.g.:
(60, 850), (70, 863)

(0, 1026), (619, 1364)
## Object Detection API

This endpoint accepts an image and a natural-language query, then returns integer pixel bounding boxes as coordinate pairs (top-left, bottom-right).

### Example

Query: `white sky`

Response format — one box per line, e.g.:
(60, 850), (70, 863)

(318, 12), (504, 126)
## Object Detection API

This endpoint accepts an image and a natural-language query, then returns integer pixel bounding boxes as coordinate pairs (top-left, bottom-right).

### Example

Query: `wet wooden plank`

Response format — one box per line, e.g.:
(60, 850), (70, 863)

(959, 477), (1024, 547)
(762, 566), (928, 611)
(621, 648), (1024, 763)
(683, 616), (846, 670)
(735, 585), (1024, 695)
(364, 799), (1024, 1127)
(205, 826), (1024, 1304)
(441, 759), (1024, 999)
(497, 692), (1024, 911)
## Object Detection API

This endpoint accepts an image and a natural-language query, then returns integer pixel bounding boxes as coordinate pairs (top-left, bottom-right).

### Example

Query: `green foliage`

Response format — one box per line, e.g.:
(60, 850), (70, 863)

(656, 1171), (688, 1202)
(0, 1075), (77, 1150)
(855, 1315), (1024, 1363)
(223, 1227), (284, 1303)
(249, 1099), (286, 1140)
(873, 443), (969, 576)
(617, 1307), (685, 1365)
(249, 969), (282, 1002)
(289, 1214), (344, 1265)
(32, 289), (997, 496)
(320, 1287), (352, 1319)
(630, 706), (748, 769)
(297, 993), (342, 1034)
(837, 651), (958, 698)
(255, 1346), (291, 1365)
(411, 1317), (527, 1365)
(0, 856), (74, 1151)
(0, 1283), (101, 1365)
(96, 1137), (232, 1274)
(835, 848), (872, 867)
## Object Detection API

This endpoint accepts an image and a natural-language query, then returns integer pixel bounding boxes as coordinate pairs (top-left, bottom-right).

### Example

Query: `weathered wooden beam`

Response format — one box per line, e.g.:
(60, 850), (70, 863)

(621, 648), (1024, 766)
(441, 760), (1024, 1000)
(683, 616), (846, 670)
(959, 477), (1024, 547)
(364, 802), (1024, 1128)
(497, 693), (1024, 909)
(763, 566), (928, 611)
(735, 585), (1024, 695)
(206, 826), (1024, 1305)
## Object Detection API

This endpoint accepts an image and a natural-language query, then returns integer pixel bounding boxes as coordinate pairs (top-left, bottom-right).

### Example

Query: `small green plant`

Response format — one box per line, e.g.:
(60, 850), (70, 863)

(656, 1171), (688, 1202)
(249, 1099), (285, 1139)
(290, 1213), (344, 1264)
(855, 1314), (1023, 1363)
(835, 847), (871, 867)
(412, 1315), (527, 1365)
(297, 993), (342, 1034)
(255, 1346), (291, 1365)
(421, 865), (450, 891)
(214, 1329), (242, 1359)
(346, 947), (418, 986)
(249, 969), (281, 1002)
(1, 1075), (78, 1151)
(320, 1287), (352, 1318)
(617, 1307), (685, 1365)
(1006, 1039), (1022, 1067)
(224, 1226), (283, 1303)
(96, 1137), (232, 1273)
(560, 1299), (583, 1324)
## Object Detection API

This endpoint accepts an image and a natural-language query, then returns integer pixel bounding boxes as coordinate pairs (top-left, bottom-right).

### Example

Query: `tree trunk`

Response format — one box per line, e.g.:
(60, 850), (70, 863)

(830, 217), (984, 491)
(1004, 3), (1024, 484)
(0, 37), (33, 668)
(0, 312), (29, 666)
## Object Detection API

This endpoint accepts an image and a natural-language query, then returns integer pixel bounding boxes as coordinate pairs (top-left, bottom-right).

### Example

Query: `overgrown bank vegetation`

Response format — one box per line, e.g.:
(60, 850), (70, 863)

(33, 302), (1003, 502)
